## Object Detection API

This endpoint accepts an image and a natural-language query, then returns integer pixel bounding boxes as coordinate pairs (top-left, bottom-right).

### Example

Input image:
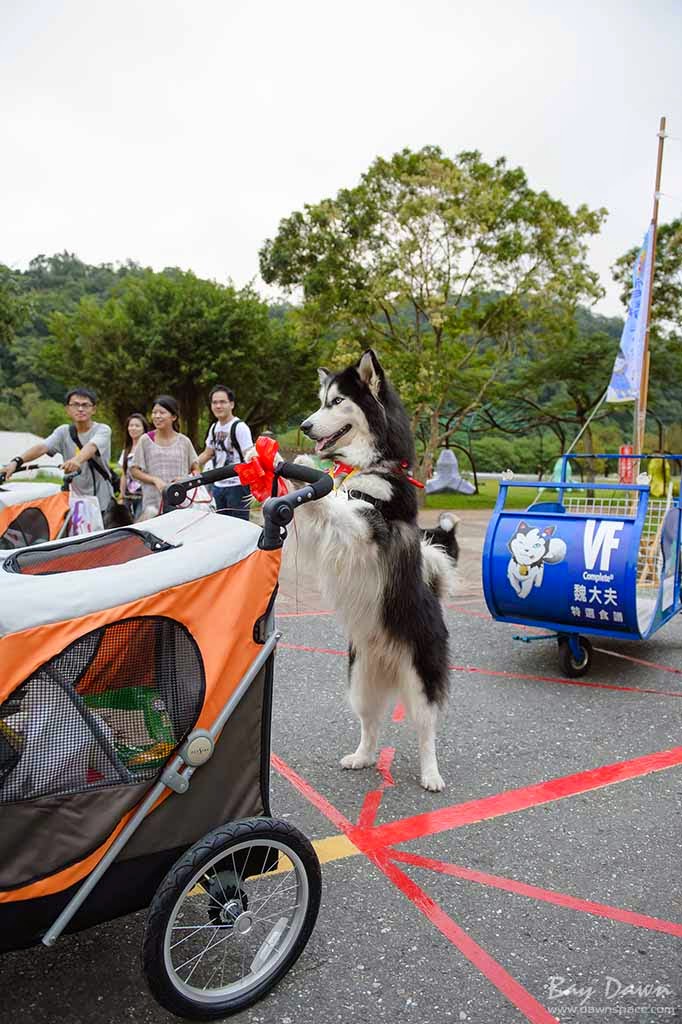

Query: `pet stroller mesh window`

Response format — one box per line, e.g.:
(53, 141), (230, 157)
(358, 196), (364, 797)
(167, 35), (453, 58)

(3, 528), (174, 575)
(0, 507), (50, 551)
(0, 617), (205, 802)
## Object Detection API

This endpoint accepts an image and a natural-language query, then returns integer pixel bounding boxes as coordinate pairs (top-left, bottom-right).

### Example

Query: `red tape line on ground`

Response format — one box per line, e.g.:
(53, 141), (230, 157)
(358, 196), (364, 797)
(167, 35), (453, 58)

(377, 850), (561, 1024)
(272, 746), (682, 1023)
(278, 643), (682, 698)
(389, 850), (682, 938)
(272, 752), (560, 1023)
(354, 745), (682, 852)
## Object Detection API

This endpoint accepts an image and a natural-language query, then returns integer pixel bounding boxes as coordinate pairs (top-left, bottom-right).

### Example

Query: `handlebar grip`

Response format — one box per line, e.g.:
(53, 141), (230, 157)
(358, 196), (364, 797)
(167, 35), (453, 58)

(261, 463), (333, 546)
(61, 469), (82, 490)
(275, 461), (334, 497)
(199, 465), (239, 485)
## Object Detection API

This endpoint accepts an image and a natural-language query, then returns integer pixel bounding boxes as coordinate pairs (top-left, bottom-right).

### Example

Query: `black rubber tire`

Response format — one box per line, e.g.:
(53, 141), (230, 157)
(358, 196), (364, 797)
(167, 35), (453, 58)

(557, 635), (593, 678)
(142, 818), (321, 1020)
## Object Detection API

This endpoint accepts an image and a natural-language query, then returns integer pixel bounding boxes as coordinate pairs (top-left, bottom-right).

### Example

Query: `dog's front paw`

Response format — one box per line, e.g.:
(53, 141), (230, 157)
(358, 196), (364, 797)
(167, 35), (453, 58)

(340, 751), (376, 770)
(294, 454), (316, 469)
(285, 453), (321, 494)
(420, 767), (445, 792)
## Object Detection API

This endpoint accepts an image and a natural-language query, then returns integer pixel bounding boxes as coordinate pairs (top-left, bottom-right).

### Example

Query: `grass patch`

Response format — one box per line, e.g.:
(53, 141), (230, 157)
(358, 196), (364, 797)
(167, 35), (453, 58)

(11, 472), (63, 485)
(425, 480), (544, 510)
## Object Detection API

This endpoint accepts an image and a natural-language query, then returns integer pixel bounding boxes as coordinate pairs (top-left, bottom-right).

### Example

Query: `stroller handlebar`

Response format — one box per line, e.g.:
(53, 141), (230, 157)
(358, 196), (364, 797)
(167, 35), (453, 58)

(0, 463), (56, 485)
(262, 461), (334, 541)
(163, 465), (238, 509)
(162, 460), (333, 548)
(61, 469), (82, 490)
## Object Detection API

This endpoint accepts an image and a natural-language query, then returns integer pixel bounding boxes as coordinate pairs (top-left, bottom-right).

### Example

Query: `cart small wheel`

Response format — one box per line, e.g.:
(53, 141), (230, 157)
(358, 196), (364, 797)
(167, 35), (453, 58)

(142, 818), (321, 1020)
(557, 636), (593, 678)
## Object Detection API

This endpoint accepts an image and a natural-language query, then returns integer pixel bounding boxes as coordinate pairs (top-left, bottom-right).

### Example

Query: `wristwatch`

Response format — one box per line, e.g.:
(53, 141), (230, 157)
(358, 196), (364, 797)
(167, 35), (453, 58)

(10, 456), (23, 467)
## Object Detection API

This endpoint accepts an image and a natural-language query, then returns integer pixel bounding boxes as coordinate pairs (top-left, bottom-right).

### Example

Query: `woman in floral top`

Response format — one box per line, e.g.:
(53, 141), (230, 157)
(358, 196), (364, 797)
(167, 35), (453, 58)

(130, 396), (200, 520)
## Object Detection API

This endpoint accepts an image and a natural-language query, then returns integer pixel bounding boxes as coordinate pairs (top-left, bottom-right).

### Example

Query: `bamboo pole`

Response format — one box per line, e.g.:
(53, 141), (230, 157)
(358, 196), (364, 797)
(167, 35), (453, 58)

(636, 115), (666, 456)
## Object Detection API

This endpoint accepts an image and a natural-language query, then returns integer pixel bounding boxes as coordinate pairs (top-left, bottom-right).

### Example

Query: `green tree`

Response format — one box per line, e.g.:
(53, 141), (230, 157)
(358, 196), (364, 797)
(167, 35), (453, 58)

(260, 145), (606, 478)
(5, 252), (144, 401)
(509, 308), (621, 478)
(0, 265), (29, 387)
(0, 383), (64, 435)
(613, 218), (682, 332)
(47, 269), (319, 443)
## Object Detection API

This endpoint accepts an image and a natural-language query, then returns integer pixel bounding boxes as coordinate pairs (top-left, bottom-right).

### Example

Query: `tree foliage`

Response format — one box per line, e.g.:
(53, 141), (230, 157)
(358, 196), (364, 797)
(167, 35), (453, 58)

(260, 145), (607, 476)
(0, 266), (29, 386)
(7, 252), (143, 401)
(612, 217), (682, 334)
(46, 269), (320, 441)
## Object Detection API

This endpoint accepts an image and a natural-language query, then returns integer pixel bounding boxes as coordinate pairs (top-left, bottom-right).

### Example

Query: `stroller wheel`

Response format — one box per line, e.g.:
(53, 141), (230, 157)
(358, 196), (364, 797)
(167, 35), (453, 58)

(142, 818), (321, 1020)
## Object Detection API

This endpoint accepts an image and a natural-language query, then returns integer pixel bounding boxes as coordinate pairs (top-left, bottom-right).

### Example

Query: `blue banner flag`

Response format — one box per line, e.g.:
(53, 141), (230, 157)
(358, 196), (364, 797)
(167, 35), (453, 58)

(606, 225), (654, 403)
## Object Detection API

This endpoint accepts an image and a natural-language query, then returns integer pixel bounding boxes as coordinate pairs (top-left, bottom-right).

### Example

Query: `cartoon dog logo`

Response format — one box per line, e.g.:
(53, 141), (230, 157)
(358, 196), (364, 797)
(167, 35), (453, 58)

(507, 521), (567, 599)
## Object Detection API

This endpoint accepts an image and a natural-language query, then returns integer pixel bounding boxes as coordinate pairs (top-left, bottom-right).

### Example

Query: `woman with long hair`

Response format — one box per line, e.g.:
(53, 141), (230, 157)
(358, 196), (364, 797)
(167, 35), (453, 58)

(130, 396), (200, 520)
(119, 412), (150, 521)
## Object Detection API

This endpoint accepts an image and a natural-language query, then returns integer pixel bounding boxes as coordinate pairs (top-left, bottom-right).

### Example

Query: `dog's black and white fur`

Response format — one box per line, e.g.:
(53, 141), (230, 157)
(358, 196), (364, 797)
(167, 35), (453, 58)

(286, 350), (456, 791)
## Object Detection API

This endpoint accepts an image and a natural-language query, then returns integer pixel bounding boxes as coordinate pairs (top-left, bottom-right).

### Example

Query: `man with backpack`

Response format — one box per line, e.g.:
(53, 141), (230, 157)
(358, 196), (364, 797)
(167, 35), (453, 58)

(198, 385), (254, 520)
(2, 386), (125, 527)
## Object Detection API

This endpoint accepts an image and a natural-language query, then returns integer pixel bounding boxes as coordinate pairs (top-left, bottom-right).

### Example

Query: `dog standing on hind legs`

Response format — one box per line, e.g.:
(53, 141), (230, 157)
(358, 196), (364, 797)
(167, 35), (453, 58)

(283, 349), (457, 792)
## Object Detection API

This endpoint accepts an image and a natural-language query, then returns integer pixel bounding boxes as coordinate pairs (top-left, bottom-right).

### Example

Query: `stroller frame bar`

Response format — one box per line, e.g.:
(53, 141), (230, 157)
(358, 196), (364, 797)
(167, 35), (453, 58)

(42, 619), (280, 947)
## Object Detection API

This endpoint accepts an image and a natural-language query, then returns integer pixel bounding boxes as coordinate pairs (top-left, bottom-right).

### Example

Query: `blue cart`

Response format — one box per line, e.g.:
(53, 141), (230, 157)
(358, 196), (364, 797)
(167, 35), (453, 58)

(482, 453), (682, 676)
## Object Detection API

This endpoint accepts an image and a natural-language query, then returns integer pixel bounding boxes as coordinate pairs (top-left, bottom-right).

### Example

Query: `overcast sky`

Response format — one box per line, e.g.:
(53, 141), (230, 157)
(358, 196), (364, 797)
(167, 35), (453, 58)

(2, 0), (680, 317)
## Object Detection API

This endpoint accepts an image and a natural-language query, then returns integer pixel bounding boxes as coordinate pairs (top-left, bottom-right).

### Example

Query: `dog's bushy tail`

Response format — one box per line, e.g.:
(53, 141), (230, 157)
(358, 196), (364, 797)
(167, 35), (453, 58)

(424, 512), (459, 563)
(421, 514), (460, 600)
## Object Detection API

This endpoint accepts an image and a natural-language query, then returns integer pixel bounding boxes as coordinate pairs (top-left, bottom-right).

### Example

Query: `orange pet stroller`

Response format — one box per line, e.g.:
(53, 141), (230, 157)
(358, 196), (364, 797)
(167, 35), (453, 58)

(0, 460), (332, 1019)
(0, 478), (69, 549)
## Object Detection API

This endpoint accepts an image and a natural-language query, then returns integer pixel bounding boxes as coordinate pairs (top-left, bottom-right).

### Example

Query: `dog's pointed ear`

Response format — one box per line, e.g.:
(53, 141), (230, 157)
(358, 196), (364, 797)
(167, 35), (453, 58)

(517, 521), (529, 533)
(317, 367), (330, 386)
(357, 349), (383, 399)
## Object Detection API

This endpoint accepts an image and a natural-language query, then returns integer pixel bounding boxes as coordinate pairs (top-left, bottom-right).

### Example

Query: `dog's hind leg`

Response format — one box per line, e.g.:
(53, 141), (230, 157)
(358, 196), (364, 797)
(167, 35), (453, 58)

(341, 648), (391, 771)
(399, 669), (445, 792)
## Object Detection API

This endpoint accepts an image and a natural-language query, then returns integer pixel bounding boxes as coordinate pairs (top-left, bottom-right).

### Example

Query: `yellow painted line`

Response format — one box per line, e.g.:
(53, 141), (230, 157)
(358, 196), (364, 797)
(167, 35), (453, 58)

(312, 833), (361, 865)
(246, 834), (361, 876)
(188, 832), (360, 894)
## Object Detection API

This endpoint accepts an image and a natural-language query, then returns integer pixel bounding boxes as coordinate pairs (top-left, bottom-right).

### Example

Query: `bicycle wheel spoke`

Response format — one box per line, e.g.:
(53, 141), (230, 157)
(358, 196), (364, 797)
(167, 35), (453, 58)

(210, 864), (229, 906)
(171, 921), (232, 950)
(250, 872), (297, 918)
(176, 926), (226, 977)
(250, 882), (298, 913)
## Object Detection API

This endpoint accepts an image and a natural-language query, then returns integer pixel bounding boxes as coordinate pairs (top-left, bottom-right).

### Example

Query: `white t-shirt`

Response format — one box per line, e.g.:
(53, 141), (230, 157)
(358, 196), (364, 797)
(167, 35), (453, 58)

(205, 418), (253, 488)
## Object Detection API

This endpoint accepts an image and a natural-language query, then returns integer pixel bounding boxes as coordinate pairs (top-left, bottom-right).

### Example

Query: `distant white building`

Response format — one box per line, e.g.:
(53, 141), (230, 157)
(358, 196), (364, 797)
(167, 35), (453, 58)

(0, 432), (63, 478)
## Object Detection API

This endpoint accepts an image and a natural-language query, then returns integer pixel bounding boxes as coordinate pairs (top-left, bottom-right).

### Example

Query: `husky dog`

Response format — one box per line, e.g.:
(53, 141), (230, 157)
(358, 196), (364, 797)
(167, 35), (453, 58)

(507, 521), (567, 599)
(285, 349), (455, 791)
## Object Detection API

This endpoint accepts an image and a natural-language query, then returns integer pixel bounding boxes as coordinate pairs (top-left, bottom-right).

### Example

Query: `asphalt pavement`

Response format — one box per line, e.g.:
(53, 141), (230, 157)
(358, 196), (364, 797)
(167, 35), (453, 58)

(3, 509), (681, 1023)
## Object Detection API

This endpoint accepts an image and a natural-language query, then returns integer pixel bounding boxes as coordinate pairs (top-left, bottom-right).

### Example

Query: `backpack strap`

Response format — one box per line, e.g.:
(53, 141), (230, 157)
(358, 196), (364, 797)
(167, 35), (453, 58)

(68, 424), (116, 489)
(230, 419), (245, 463)
(208, 419), (245, 463)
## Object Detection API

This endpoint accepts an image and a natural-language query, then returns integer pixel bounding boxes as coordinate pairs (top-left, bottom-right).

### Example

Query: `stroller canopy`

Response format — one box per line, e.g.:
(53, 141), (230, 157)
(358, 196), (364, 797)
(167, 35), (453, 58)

(0, 510), (263, 637)
(0, 482), (61, 507)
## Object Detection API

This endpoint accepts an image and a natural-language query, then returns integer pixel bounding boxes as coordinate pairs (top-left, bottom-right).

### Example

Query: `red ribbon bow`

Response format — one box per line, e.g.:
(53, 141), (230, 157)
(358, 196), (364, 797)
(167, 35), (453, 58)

(235, 436), (288, 503)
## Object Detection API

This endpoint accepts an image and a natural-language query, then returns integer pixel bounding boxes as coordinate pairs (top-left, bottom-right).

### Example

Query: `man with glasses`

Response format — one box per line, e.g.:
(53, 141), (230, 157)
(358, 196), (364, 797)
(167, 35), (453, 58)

(2, 387), (115, 517)
(197, 385), (255, 520)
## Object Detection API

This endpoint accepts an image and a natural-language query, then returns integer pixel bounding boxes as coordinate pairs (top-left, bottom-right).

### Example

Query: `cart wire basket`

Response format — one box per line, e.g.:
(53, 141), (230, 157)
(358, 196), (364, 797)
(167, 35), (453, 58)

(0, 459), (331, 1019)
